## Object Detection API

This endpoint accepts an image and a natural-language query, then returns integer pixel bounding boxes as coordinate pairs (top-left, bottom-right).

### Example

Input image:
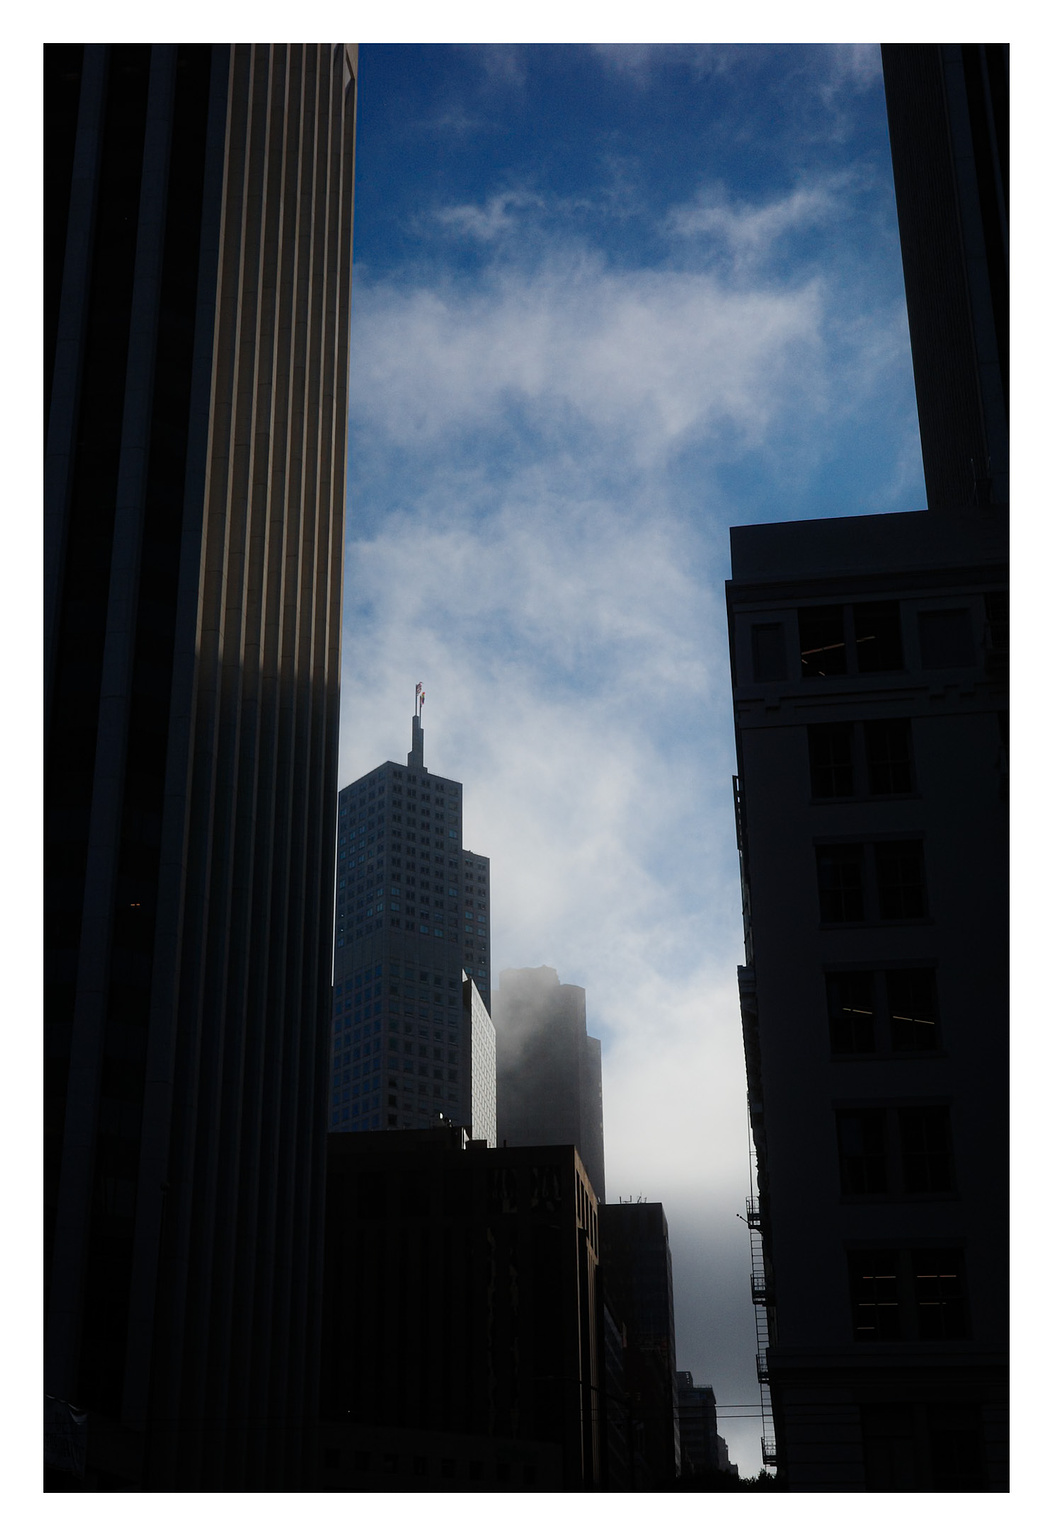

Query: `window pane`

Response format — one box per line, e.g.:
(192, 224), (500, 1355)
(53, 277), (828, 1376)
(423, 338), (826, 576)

(887, 969), (940, 1051)
(861, 1404), (917, 1490)
(913, 1249), (969, 1340)
(864, 719), (913, 795)
(875, 840), (926, 920)
(854, 600), (904, 672)
(899, 1106), (954, 1192)
(918, 608), (976, 668)
(837, 1109), (887, 1193)
(826, 972), (875, 1053)
(751, 623), (787, 683)
(927, 1404), (986, 1491)
(848, 1249), (900, 1339)
(799, 606), (846, 678)
(816, 844), (865, 922)
(808, 723), (854, 798)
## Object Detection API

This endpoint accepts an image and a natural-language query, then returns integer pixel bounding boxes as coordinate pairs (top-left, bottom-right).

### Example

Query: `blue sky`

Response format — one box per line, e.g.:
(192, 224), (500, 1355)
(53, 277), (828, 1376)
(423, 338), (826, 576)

(339, 42), (925, 1476)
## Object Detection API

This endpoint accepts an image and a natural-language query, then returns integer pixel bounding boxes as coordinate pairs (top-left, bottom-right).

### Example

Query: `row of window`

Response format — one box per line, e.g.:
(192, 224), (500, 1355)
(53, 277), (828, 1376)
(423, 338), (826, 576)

(827, 968), (939, 1054)
(335, 967), (457, 994)
(848, 1248), (968, 1341)
(750, 598), (994, 684)
(809, 720), (913, 799)
(333, 1019), (459, 1058)
(817, 841), (926, 923)
(836, 1105), (953, 1197)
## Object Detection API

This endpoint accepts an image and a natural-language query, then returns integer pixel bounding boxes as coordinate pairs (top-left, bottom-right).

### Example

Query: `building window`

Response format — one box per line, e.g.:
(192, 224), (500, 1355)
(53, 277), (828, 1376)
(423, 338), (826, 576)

(826, 971), (875, 1053)
(860, 1404), (917, 1490)
(836, 1110), (887, 1194)
(913, 1249), (969, 1339)
(854, 600), (904, 672)
(898, 1107), (954, 1193)
(864, 718), (913, 795)
(848, 1249), (901, 1339)
(849, 1249), (969, 1352)
(751, 623), (787, 683)
(799, 605), (847, 678)
(816, 844), (865, 922)
(875, 841), (926, 920)
(887, 969), (940, 1051)
(918, 608), (976, 669)
(808, 723), (854, 797)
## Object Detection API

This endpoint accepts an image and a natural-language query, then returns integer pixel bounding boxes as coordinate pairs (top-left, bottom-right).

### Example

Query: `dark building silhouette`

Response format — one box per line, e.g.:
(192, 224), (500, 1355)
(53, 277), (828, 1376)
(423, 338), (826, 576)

(676, 1371), (736, 1478)
(728, 512), (1008, 1490)
(723, 42), (1009, 1492)
(320, 1128), (604, 1490)
(329, 711), (495, 1136)
(599, 1201), (681, 1487)
(44, 44), (357, 1490)
(494, 965), (605, 1202)
(881, 45), (1008, 509)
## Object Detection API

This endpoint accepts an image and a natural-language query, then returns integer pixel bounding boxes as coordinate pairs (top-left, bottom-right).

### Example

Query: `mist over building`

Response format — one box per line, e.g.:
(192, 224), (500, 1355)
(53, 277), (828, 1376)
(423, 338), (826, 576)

(330, 706), (495, 1140)
(493, 966), (605, 1202)
(44, 44), (357, 1490)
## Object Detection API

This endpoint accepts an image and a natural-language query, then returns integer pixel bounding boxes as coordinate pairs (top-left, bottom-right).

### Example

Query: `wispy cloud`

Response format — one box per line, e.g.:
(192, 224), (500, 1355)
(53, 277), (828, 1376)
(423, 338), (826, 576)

(666, 177), (847, 271)
(342, 90), (922, 1462)
(350, 254), (824, 466)
(432, 189), (548, 242)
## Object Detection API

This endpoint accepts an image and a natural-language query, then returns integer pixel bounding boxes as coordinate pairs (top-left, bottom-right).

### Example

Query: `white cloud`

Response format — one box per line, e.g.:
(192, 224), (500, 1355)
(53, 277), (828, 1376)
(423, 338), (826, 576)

(340, 178), (921, 1473)
(350, 255), (824, 465)
(666, 178), (846, 269)
(433, 189), (547, 241)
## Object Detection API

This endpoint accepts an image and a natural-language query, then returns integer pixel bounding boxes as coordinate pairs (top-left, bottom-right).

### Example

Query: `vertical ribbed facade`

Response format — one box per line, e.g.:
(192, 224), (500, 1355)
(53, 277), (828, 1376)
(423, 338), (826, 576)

(881, 45), (1008, 509)
(44, 44), (357, 1490)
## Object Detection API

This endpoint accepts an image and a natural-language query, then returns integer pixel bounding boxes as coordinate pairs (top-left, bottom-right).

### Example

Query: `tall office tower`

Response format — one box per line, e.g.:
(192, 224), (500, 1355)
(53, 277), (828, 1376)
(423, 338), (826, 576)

(599, 1201), (681, 1487)
(881, 45), (1008, 510)
(493, 966), (605, 1202)
(676, 1372), (736, 1479)
(44, 45), (357, 1490)
(320, 1128), (604, 1491)
(727, 508), (1008, 1490)
(330, 712), (495, 1139)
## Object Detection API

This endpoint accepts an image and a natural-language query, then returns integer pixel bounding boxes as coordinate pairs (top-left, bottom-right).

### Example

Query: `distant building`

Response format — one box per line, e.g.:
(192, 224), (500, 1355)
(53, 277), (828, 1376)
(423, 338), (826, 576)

(494, 966), (605, 1201)
(599, 1202), (681, 1487)
(44, 44), (357, 1491)
(676, 1371), (737, 1478)
(330, 711), (495, 1139)
(727, 507), (1008, 1490)
(320, 1128), (604, 1490)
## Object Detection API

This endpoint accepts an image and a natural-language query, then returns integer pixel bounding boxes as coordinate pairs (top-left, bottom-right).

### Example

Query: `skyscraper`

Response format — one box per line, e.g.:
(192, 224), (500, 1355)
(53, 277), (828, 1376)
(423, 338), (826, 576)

(493, 965), (605, 1202)
(44, 44), (357, 1490)
(330, 707), (495, 1140)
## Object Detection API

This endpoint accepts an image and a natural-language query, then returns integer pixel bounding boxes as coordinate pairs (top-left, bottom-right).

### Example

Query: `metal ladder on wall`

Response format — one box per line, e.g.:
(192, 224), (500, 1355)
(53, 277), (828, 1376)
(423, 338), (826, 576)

(746, 1196), (777, 1467)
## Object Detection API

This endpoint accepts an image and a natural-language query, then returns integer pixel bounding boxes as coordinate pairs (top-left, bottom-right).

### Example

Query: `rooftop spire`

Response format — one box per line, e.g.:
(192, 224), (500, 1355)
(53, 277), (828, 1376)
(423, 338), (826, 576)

(409, 682), (425, 769)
